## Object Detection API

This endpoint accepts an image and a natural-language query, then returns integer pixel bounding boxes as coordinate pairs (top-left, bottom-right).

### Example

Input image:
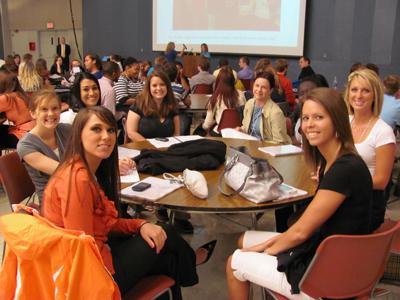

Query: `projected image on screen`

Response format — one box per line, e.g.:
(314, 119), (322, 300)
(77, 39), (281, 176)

(173, 0), (281, 31)
(153, 0), (307, 56)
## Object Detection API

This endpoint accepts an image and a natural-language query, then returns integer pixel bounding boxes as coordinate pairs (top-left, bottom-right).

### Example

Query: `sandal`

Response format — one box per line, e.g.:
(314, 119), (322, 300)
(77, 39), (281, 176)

(196, 240), (217, 266)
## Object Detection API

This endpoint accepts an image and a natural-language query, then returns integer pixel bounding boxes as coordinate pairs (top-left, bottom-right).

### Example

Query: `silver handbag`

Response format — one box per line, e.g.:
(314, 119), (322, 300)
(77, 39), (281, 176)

(218, 146), (283, 203)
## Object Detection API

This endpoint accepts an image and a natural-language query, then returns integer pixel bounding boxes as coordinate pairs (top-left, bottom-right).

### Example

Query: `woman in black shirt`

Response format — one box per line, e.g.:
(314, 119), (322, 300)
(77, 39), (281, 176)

(226, 88), (373, 299)
(126, 69), (180, 141)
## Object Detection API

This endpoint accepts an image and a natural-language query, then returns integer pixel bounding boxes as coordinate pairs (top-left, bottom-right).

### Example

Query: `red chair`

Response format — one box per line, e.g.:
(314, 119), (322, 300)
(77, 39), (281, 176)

(193, 84), (213, 94)
(216, 109), (241, 133)
(265, 221), (400, 299)
(123, 275), (176, 300)
(0, 151), (35, 210)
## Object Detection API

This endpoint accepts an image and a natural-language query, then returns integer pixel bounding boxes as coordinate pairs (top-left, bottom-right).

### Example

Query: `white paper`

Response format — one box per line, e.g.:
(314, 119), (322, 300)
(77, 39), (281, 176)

(175, 135), (204, 142)
(221, 128), (259, 140)
(121, 177), (183, 201)
(147, 137), (181, 148)
(118, 146), (140, 159)
(120, 169), (140, 183)
(258, 145), (303, 157)
(274, 183), (308, 202)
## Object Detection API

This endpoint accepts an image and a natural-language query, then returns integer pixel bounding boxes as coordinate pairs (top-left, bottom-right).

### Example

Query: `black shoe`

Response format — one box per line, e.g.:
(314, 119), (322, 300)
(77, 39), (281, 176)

(196, 240), (217, 266)
(173, 218), (194, 234)
(155, 208), (169, 223)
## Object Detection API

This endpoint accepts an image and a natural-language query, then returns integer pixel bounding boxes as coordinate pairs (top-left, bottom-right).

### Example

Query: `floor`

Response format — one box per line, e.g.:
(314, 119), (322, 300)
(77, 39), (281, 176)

(1, 188), (400, 299)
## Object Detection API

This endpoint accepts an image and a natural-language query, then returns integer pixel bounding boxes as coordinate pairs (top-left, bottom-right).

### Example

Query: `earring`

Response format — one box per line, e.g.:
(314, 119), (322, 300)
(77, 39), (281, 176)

(335, 131), (339, 138)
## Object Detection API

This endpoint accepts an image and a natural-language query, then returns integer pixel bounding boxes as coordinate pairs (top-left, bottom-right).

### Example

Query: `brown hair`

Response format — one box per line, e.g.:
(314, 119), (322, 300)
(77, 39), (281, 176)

(0, 69), (30, 106)
(50, 106), (121, 216)
(383, 75), (400, 96)
(302, 88), (357, 169)
(208, 66), (239, 110)
(29, 89), (61, 112)
(136, 69), (177, 117)
(198, 57), (210, 71)
(344, 68), (384, 116)
(275, 59), (288, 73)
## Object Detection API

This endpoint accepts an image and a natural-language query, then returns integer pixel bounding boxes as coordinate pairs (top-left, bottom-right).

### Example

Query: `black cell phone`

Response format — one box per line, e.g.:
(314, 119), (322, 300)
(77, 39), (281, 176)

(155, 137), (169, 142)
(131, 182), (151, 192)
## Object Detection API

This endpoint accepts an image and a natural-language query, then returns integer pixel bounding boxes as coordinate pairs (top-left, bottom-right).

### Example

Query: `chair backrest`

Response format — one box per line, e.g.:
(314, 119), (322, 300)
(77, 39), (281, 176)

(300, 221), (400, 299)
(217, 109), (242, 133)
(0, 152), (35, 208)
(193, 84), (213, 94)
(240, 79), (254, 91)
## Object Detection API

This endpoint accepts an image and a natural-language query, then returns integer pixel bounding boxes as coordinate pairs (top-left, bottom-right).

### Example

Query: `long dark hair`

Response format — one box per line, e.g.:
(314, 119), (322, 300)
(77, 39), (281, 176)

(70, 72), (101, 112)
(302, 88), (357, 169)
(0, 69), (30, 106)
(208, 66), (239, 110)
(136, 69), (177, 117)
(54, 106), (121, 215)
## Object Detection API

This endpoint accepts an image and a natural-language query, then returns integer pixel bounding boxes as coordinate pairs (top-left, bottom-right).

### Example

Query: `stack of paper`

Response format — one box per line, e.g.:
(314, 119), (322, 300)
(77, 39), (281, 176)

(121, 177), (183, 201)
(258, 145), (303, 157)
(118, 146), (140, 159)
(221, 128), (259, 140)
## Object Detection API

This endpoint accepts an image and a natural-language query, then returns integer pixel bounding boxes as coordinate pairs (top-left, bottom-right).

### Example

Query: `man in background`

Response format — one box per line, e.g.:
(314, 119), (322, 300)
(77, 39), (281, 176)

(99, 61), (121, 116)
(189, 57), (216, 91)
(275, 59), (295, 109)
(381, 74), (400, 129)
(298, 56), (315, 80)
(237, 56), (253, 80)
(56, 37), (71, 71)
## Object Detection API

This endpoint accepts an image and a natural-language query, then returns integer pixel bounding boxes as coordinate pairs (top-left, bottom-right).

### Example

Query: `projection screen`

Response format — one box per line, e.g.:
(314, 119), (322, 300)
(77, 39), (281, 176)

(153, 0), (307, 56)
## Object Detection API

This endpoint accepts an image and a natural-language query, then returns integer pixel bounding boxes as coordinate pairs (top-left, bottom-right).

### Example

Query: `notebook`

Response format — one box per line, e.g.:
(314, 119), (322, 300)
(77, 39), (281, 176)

(258, 145), (303, 157)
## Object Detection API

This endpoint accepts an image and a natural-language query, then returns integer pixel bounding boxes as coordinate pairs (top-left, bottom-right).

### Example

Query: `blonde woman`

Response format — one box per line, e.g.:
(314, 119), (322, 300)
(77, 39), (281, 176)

(344, 68), (396, 230)
(165, 41), (186, 63)
(18, 60), (43, 93)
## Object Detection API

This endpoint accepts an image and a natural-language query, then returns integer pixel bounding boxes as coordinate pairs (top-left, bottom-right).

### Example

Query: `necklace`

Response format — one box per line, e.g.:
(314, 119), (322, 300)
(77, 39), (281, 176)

(351, 116), (373, 143)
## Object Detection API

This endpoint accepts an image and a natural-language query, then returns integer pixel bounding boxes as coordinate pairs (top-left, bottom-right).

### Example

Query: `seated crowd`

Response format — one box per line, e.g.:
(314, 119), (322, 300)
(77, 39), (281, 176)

(0, 46), (400, 298)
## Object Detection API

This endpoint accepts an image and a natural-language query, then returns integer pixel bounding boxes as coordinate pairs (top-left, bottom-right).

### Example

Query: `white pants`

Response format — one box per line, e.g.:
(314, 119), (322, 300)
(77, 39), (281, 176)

(231, 231), (314, 300)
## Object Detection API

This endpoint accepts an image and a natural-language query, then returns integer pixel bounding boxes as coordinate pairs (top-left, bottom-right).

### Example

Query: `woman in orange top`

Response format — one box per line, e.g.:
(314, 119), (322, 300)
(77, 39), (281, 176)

(0, 69), (35, 148)
(42, 106), (210, 296)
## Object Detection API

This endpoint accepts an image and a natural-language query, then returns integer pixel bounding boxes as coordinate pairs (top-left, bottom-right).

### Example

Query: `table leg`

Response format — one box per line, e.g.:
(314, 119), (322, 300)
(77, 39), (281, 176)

(168, 209), (175, 225)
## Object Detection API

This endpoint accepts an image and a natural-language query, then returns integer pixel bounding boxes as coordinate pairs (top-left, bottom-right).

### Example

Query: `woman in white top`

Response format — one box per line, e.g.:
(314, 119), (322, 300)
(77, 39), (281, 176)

(344, 68), (396, 229)
(202, 66), (245, 136)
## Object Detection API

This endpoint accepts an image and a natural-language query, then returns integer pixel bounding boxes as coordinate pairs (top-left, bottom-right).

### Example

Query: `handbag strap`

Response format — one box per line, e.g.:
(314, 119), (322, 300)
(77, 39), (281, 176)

(217, 162), (253, 196)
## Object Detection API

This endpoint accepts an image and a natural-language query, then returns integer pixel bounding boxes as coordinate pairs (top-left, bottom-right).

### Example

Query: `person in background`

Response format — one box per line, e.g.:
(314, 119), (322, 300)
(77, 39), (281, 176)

(139, 60), (151, 81)
(380, 74), (400, 129)
(67, 59), (84, 84)
(84, 53), (103, 79)
(165, 41), (186, 63)
(366, 63), (380, 76)
(237, 56), (253, 80)
(237, 71), (291, 144)
(22, 53), (33, 64)
(189, 57), (216, 91)
(0, 70), (35, 148)
(275, 59), (295, 109)
(213, 58), (237, 80)
(35, 58), (50, 85)
(298, 56), (315, 80)
(163, 62), (192, 135)
(50, 56), (67, 76)
(344, 68), (395, 230)
(99, 61), (121, 116)
(13, 54), (21, 67)
(114, 57), (145, 114)
(42, 106), (212, 297)
(110, 54), (124, 72)
(56, 37), (71, 71)
(147, 55), (169, 77)
(203, 66), (245, 136)
(18, 60), (43, 93)
(227, 88), (373, 299)
(200, 43), (211, 59)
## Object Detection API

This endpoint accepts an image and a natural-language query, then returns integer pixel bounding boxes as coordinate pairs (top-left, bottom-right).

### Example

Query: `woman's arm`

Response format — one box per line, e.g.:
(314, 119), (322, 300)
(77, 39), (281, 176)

(173, 115), (180, 136)
(22, 152), (59, 175)
(373, 143), (395, 190)
(126, 110), (146, 142)
(244, 189), (346, 255)
(202, 108), (215, 131)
